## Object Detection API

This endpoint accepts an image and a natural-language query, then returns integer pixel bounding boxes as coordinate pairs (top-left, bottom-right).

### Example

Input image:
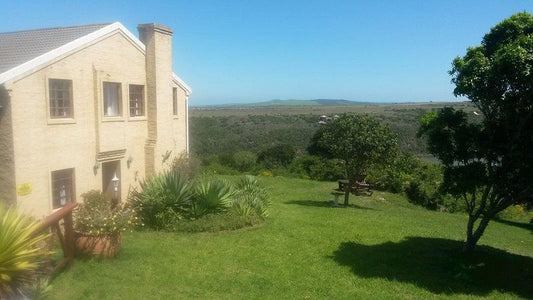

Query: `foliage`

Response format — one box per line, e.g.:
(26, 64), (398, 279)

(233, 175), (270, 217)
(75, 191), (139, 235)
(0, 204), (51, 297)
(233, 151), (258, 172)
(129, 171), (192, 230)
(366, 153), (420, 193)
(419, 12), (533, 252)
(289, 155), (345, 181)
(495, 204), (531, 222)
(191, 177), (235, 218)
(257, 144), (297, 168)
(130, 172), (270, 232)
(308, 114), (398, 181)
(170, 153), (201, 180)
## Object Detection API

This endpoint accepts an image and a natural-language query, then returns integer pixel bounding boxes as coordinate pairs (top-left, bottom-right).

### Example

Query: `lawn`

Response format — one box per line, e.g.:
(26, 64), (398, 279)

(49, 176), (533, 299)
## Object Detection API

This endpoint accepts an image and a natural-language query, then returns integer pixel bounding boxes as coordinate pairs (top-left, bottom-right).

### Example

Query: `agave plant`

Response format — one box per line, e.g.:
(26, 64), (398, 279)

(191, 177), (235, 218)
(0, 204), (51, 297)
(233, 176), (270, 217)
(129, 170), (192, 229)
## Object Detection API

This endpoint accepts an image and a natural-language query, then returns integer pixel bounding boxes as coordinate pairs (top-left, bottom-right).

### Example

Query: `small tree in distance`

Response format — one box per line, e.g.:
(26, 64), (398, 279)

(308, 114), (397, 183)
(419, 12), (533, 253)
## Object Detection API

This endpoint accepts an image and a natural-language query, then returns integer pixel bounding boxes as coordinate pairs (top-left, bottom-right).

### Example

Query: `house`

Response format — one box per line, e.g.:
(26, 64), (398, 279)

(0, 22), (191, 217)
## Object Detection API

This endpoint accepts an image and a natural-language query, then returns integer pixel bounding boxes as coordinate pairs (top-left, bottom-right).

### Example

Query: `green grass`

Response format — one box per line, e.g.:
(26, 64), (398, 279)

(49, 177), (532, 299)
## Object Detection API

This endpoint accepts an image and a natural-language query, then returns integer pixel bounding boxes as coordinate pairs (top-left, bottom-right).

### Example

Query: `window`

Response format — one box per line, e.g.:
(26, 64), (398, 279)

(129, 85), (145, 117)
(172, 87), (178, 116)
(103, 82), (122, 117)
(49, 79), (73, 118)
(51, 168), (75, 209)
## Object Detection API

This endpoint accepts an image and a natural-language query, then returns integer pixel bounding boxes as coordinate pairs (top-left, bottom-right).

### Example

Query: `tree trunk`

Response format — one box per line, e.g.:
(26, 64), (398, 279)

(463, 213), (492, 254)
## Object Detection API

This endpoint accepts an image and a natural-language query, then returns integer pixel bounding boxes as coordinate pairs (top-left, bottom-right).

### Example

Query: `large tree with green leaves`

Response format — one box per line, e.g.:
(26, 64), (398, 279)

(419, 12), (533, 253)
(308, 114), (397, 183)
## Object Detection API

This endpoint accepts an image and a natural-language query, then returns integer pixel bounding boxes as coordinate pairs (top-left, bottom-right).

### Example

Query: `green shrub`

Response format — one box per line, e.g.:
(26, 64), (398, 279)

(257, 144), (297, 168)
(233, 175), (270, 217)
(289, 155), (345, 181)
(496, 204), (531, 222)
(170, 153), (201, 180)
(404, 163), (445, 210)
(0, 204), (51, 297)
(75, 190), (138, 235)
(233, 151), (258, 172)
(202, 162), (242, 175)
(366, 153), (419, 193)
(129, 171), (192, 230)
(191, 177), (235, 218)
(130, 173), (270, 232)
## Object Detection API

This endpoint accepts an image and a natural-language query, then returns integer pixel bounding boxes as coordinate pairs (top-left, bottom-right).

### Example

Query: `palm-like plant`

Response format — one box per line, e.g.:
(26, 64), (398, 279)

(191, 177), (235, 218)
(0, 204), (50, 296)
(129, 171), (192, 229)
(233, 176), (270, 217)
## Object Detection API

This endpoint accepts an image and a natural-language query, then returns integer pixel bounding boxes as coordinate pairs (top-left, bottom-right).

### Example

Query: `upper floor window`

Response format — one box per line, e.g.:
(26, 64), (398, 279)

(49, 79), (73, 118)
(103, 82), (122, 117)
(129, 85), (145, 117)
(52, 168), (75, 209)
(172, 87), (178, 116)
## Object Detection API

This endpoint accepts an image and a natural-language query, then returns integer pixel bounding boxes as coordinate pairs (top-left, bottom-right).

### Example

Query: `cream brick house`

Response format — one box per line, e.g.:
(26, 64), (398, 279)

(0, 22), (191, 217)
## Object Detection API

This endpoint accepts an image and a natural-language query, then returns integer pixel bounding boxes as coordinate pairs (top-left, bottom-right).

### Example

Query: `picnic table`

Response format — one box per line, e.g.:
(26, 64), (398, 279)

(331, 179), (373, 207)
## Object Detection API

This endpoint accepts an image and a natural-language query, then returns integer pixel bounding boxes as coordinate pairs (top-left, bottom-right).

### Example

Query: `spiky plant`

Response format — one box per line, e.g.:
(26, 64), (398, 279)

(191, 177), (235, 218)
(0, 204), (51, 297)
(233, 176), (270, 217)
(129, 171), (192, 229)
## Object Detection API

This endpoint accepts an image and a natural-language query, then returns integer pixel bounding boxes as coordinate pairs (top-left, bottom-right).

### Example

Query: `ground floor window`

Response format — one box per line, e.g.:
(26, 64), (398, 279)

(52, 168), (75, 209)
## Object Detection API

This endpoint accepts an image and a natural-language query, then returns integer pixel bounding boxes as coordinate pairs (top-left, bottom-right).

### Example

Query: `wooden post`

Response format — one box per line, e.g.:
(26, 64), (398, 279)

(343, 182), (349, 206)
(63, 210), (75, 260)
(338, 179), (350, 207)
(33, 202), (78, 274)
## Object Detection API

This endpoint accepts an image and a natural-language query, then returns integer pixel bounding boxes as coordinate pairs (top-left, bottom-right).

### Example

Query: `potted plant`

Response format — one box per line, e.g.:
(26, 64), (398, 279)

(73, 190), (138, 258)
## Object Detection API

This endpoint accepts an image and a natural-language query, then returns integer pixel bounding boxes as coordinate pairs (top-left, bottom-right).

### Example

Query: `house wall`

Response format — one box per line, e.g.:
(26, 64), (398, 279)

(8, 29), (188, 217)
(0, 85), (16, 205)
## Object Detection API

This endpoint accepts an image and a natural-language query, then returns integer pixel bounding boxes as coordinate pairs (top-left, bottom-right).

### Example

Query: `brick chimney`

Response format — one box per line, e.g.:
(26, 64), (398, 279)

(137, 23), (173, 176)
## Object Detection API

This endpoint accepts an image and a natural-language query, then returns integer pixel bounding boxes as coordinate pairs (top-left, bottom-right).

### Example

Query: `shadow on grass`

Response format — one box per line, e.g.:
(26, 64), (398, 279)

(284, 200), (376, 210)
(494, 219), (533, 233)
(331, 237), (533, 298)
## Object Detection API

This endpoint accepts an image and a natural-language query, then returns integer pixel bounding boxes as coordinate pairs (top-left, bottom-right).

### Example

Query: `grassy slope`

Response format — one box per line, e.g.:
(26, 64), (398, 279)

(50, 177), (532, 299)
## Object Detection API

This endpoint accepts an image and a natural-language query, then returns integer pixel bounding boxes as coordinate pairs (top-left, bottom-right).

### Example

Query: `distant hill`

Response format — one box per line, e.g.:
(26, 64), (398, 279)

(194, 99), (381, 108)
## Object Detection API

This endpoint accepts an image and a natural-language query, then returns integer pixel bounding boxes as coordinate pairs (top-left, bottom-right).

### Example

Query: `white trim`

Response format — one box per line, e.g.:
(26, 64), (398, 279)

(172, 73), (192, 96)
(0, 23), (141, 84)
(0, 21), (192, 98)
(186, 95), (190, 155)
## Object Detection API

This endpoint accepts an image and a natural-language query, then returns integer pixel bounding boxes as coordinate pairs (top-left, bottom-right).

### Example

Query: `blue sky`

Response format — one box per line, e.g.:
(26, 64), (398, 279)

(1, 1), (532, 105)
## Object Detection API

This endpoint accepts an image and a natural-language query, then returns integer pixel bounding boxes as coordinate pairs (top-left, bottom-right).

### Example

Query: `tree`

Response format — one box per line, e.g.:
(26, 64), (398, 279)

(257, 144), (297, 169)
(308, 114), (397, 183)
(419, 13), (533, 253)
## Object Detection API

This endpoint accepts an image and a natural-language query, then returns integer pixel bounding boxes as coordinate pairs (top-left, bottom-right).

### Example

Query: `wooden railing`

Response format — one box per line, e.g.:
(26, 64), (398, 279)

(34, 202), (78, 273)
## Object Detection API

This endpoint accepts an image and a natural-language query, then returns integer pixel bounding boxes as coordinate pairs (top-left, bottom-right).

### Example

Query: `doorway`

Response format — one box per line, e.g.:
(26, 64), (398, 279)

(102, 160), (121, 201)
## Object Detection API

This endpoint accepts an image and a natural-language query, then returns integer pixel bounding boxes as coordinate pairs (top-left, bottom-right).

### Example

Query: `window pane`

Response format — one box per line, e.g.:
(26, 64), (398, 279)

(52, 168), (75, 209)
(129, 85), (144, 117)
(49, 79), (73, 118)
(173, 87), (178, 116)
(104, 82), (121, 117)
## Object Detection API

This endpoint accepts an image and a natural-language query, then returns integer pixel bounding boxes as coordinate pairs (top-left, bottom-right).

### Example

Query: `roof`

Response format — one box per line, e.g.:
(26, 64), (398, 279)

(0, 23), (111, 74)
(0, 22), (191, 95)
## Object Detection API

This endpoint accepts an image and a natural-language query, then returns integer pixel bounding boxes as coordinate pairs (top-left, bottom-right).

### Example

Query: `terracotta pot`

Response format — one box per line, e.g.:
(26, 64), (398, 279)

(74, 232), (122, 258)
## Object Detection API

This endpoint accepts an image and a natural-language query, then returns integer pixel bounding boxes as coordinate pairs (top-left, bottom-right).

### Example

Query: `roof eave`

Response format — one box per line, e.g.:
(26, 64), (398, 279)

(172, 73), (192, 96)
